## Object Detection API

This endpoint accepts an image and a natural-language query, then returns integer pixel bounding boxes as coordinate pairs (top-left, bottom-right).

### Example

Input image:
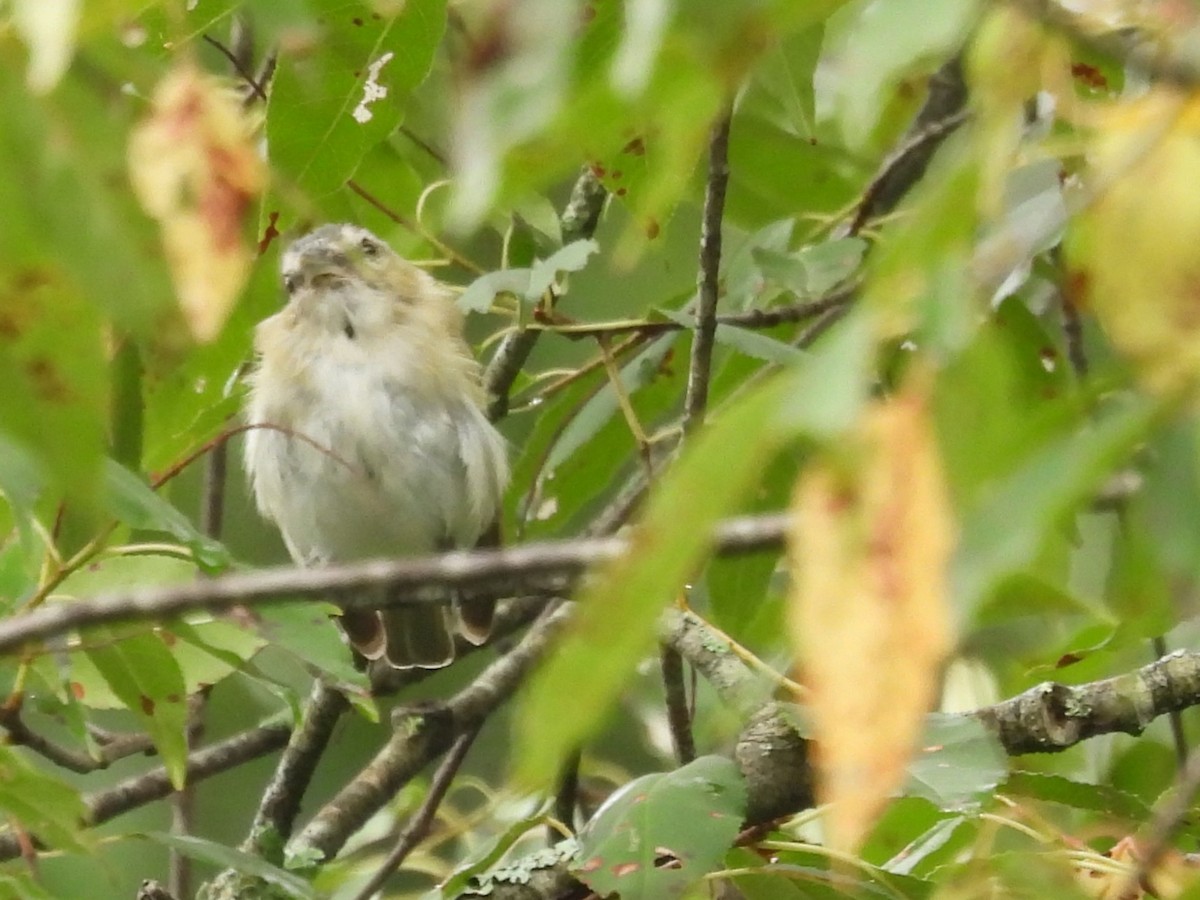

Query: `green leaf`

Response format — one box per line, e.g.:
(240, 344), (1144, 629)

(882, 816), (969, 876)
(527, 239), (601, 301)
(0, 56), (173, 336)
(168, 619), (266, 692)
(726, 116), (865, 231)
(437, 813), (563, 898)
(267, 0), (447, 196)
(255, 602), (371, 692)
(1002, 771), (1150, 822)
(139, 831), (317, 899)
(904, 714), (1007, 810)
(951, 398), (1159, 619)
(458, 269), (533, 314)
(752, 238), (867, 299)
(933, 298), (1075, 509)
(514, 312), (871, 784)
(103, 460), (230, 571)
(573, 756), (747, 900)
(0, 745), (88, 853)
(83, 629), (189, 789)
(0, 871), (54, 900)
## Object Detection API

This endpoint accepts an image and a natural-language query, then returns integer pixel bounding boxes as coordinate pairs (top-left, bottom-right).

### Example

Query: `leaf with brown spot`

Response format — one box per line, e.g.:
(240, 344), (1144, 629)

(129, 65), (264, 342)
(788, 376), (956, 853)
(572, 755), (746, 900)
(83, 628), (188, 789)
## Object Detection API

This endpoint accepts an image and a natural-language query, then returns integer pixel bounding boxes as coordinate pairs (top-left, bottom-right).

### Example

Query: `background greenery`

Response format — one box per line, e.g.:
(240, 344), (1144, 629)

(3, 0), (1200, 898)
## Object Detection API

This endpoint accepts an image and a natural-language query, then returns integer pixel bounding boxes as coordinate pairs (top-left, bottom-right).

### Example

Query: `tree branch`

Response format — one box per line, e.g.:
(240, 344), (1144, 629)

(242, 680), (350, 860)
(0, 513), (789, 657)
(455, 618), (1200, 899)
(972, 650), (1200, 754)
(350, 723), (482, 900)
(484, 168), (608, 421)
(683, 109), (733, 431)
(0, 722), (292, 862)
(289, 603), (573, 863)
(0, 704), (152, 773)
(838, 56), (968, 238)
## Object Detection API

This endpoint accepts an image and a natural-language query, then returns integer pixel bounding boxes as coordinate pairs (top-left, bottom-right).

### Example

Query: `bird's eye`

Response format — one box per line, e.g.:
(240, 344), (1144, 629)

(283, 273), (301, 295)
(360, 237), (380, 257)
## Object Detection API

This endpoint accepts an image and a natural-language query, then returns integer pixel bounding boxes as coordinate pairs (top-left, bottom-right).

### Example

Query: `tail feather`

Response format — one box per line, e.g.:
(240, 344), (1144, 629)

(381, 605), (456, 669)
(455, 595), (495, 644)
(339, 608), (386, 660)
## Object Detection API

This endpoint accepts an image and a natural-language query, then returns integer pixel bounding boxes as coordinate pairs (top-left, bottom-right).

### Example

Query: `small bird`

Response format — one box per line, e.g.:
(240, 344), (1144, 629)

(243, 223), (509, 668)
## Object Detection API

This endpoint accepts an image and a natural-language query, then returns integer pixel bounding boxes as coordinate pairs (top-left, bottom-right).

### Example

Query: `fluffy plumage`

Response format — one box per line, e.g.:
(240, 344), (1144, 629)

(243, 223), (508, 668)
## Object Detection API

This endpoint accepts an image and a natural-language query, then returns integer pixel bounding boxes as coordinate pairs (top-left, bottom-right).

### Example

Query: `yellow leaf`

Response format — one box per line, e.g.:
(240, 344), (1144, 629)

(1070, 89), (1200, 396)
(128, 66), (264, 342)
(787, 378), (955, 853)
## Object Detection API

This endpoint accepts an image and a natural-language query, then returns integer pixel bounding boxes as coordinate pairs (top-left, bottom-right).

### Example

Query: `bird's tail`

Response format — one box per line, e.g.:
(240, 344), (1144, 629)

(380, 604), (456, 669)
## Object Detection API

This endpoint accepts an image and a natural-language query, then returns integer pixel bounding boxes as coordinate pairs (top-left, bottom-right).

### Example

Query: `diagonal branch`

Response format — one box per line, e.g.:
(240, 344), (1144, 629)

(484, 168), (608, 421)
(242, 680), (350, 860)
(350, 723), (482, 900)
(289, 603), (574, 862)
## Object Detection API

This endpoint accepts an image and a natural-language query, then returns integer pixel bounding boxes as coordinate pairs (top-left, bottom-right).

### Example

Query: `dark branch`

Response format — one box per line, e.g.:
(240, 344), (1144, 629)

(0, 512), (790, 657)
(350, 723), (482, 900)
(659, 645), (696, 765)
(455, 618), (1200, 899)
(972, 650), (1200, 754)
(290, 603), (574, 862)
(0, 723), (292, 862)
(0, 704), (151, 773)
(840, 57), (969, 238)
(682, 110), (733, 431)
(243, 681), (350, 860)
(484, 168), (607, 421)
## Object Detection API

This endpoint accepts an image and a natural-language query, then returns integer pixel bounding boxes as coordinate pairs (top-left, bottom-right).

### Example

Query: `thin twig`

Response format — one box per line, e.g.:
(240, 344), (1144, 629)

(346, 180), (484, 275)
(0, 705), (149, 773)
(350, 724), (483, 900)
(1121, 742), (1200, 896)
(201, 34), (268, 101)
(1060, 281), (1089, 379)
(597, 335), (654, 472)
(666, 108), (733, 766)
(0, 513), (791, 657)
(837, 55), (968, 238)
(682, 110), (733, 432)
(551, 747), (582, 841)
(520, 289), (855, 338)
(171, 441), (229, 897)
(1153, 636), (1189, 768)
(660, 645), (696, 764)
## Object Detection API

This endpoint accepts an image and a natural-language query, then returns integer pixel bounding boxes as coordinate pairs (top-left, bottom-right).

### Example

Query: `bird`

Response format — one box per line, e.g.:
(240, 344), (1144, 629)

(243, 223), (509, 668)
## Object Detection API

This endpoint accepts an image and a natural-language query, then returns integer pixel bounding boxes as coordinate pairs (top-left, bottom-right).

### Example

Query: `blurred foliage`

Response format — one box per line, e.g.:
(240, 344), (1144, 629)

(3, 0), (1200, 898)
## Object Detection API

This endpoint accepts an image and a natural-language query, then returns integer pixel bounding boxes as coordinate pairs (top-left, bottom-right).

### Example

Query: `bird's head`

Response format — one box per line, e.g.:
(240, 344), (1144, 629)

(277, 223), (454, 339)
